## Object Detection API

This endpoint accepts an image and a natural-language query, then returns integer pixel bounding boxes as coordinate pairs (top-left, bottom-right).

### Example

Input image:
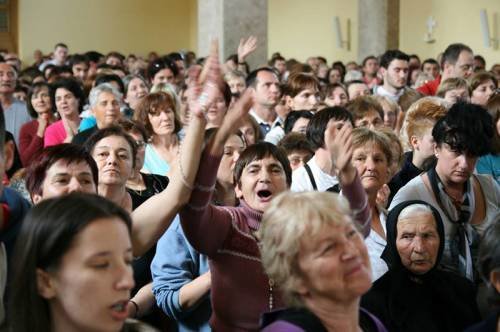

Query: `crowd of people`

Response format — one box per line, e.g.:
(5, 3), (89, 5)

(0, 36), (498, 332)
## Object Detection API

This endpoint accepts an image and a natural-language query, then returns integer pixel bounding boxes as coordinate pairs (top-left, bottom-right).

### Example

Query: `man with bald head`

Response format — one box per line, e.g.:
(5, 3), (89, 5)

(417, 43), (474, 96)
(0, 63), (32, 147)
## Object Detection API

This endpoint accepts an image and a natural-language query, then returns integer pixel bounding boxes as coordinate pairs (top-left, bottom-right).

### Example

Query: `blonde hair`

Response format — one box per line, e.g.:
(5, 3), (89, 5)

(404, 99), (448, 150)
(400, 97), (449, 151)
(436, 77), (470, 98)
(351, 127), (393, 165)
(259, 191), (353, 307)
(373, 95), (399, 115)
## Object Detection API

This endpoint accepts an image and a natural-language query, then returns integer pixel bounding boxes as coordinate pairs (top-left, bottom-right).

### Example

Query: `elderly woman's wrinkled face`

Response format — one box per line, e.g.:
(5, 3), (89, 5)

(396, 212), (440, 275)
(295, 220), (372, 302)
(435, 143), (478, 184)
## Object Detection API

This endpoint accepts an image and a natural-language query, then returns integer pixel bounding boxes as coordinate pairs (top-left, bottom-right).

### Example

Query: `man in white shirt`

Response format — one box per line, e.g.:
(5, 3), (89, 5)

(247, 68), (281, 137)
(374, 50), (410, 102)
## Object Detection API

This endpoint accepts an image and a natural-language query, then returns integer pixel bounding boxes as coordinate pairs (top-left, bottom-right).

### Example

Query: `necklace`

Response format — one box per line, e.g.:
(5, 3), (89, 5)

(254, 231), (276, 311)
(268, 278), (275, 310)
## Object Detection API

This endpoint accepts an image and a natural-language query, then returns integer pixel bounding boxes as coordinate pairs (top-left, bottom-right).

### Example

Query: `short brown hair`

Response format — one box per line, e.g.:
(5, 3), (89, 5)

(284, 72), (320, 97)
(468, 71), (498, 93)
(134, 92), (181, 138)
(277, 132), (314, 155)
(347, 96), (384, 121)
(436, 77), (470, 98)
(352, 127), (393, 165)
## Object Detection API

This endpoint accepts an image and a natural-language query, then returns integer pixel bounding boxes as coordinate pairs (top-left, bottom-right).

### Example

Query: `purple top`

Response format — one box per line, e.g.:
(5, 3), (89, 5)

(262, 308), (387, 332)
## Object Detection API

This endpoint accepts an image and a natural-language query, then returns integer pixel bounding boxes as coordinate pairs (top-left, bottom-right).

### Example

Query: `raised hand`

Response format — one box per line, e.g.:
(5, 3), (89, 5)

(187, 40), (222, 120)
(237, 36), (258, 63)
(325, 122), (356, 184)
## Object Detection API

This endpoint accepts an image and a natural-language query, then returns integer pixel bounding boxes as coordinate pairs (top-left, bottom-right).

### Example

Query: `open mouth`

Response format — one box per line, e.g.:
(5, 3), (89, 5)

(111, 301), (126, 312)
(257, 190), (272, 200)
(109, 300), (129, 321)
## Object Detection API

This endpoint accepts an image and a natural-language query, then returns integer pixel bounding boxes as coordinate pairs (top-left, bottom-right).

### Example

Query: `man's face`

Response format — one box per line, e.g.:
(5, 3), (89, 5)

(254, 71), (280, 108)
(54, 46), (69, 64)
(446, 51), (474, 79)
(72, 63), (89, 82)
(422, 62), (440, 79)
(383, 59), (409, 90)
(0, 63), (16, 95)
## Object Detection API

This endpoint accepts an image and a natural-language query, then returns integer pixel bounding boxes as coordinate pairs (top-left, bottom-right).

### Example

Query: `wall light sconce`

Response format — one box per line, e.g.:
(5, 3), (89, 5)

(334, 16), (351, 51)
(480, 9), (499, 49)
(424, 16), (436, 43)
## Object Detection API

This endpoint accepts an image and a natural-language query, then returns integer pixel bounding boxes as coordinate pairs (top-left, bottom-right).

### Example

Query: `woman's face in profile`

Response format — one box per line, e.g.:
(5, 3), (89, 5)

(396, 212), (440, 275)
(37, 217), (134, 332)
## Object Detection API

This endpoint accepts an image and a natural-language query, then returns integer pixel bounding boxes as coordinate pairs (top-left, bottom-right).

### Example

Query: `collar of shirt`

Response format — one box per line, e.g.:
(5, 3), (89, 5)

(249, 109), (282, 128)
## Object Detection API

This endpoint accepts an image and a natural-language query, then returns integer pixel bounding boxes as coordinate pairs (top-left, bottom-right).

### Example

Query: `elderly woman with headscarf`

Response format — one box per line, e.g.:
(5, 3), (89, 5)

(259, 191), (387, 332)
(361, 200), (481, 332)
(390, 102), (500, 281)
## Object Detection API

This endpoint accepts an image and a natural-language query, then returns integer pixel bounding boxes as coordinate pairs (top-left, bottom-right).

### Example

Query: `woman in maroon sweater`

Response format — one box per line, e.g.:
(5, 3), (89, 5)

(179, 60), (372, 330)
(19, 82), (55, 166)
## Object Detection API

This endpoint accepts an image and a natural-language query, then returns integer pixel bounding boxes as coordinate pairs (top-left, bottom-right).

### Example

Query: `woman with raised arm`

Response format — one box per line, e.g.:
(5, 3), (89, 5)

(178, 44), (371, 331)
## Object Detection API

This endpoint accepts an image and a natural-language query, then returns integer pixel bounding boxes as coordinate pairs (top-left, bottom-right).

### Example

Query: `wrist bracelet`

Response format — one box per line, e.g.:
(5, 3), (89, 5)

(129, 299), (139, 318)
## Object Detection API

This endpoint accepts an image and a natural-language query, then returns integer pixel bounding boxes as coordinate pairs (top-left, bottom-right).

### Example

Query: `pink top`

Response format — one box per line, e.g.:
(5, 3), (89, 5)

(44, 120), (67, 147)
(180, 150), (371, 331)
